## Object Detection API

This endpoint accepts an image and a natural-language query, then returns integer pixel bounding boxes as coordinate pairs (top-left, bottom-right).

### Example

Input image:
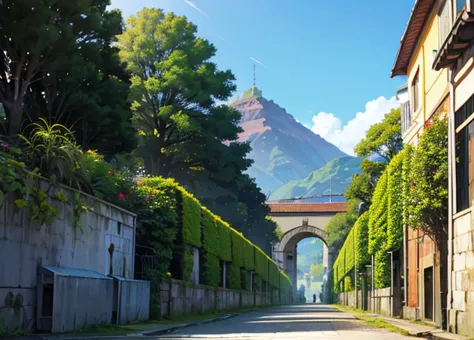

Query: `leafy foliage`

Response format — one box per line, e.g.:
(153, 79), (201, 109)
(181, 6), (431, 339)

(216, 217), (232, 262)
(202, 252), (220, 288)
(346, 108), (402, 205)
(309, 264), (325, 281)
(228, 264), (241, 290)
(325, 199), (359, 252)
(117, 8), (246, 178)
(202, 208), (219, 257)
(368, 172), (388, 255)
(0, 0), (135, 153)
(231, 229), (245, 268)
(19, 119), (83, 183)
(406, 118), (448, 243)
(181, 190), (202, 247)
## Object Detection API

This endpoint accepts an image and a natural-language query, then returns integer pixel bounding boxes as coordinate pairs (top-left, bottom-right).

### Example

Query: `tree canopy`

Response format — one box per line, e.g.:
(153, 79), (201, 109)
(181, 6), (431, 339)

(405, 117), (448, 244)
(345, 108), (402, 205)
(0, 0), (136, 156)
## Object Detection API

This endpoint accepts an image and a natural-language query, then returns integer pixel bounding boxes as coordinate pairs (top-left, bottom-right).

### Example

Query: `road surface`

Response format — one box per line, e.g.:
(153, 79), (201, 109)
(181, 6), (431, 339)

(154, 304), (411, 339)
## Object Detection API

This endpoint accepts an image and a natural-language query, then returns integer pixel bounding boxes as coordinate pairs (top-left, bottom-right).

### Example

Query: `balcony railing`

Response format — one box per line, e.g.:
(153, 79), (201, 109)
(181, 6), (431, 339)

(433, 0), (474, 70)
(401, 101), (412, 136)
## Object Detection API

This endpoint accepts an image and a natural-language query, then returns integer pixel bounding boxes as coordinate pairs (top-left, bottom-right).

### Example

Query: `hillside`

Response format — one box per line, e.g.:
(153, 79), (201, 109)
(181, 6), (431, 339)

(230, 88), (347, 195)
(268, 156), (362, 201)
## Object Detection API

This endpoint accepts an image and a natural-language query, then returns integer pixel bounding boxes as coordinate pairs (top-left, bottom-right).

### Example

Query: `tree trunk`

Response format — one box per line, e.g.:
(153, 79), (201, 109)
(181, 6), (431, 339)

(7, 104), (22, 142)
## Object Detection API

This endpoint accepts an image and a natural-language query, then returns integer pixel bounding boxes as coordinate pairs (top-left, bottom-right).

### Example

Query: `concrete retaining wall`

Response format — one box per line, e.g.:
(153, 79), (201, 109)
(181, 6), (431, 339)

(115, 278), (150, 325)
(158, 279), (286, 318)
(338, 287), (392, 317)
(0, 181), (138, 333)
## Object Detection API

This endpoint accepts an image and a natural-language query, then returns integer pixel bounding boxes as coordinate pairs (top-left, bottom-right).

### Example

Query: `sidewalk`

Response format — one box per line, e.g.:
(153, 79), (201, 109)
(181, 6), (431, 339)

(360, 314), (469, 340)
(4, 314), (235, 340)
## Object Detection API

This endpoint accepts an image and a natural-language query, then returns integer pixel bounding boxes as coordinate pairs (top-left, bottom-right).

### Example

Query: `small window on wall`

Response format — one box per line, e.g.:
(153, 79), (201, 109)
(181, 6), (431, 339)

(455, 95), (474, 212)
(411, 71), (420, 113)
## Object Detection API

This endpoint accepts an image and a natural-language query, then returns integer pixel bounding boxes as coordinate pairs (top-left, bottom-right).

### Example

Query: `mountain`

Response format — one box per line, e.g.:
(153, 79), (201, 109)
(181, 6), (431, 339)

(267, 156), (363, 201)
(230, 88), (347, 195)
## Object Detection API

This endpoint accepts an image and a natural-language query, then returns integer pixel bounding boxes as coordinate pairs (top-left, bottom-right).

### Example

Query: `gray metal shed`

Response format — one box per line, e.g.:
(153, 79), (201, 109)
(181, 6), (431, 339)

(109, 275), (150, 325)
(37, 265), (113, 333)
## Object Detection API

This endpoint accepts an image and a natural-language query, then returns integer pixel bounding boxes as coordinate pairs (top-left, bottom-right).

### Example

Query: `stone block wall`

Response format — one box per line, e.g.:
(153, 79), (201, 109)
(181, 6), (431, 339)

(449, 211), (474, 336)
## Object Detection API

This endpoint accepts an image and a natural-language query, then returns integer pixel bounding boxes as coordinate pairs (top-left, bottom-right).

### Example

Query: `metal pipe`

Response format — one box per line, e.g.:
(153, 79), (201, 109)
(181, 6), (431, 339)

(447, 66), (456, 320)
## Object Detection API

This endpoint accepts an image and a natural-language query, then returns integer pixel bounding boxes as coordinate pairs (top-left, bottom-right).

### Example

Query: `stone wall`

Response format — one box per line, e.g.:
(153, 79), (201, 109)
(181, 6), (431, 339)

(159, 279), (289, 318)
(0, 181), (137, 333)
(338, 288), (392, 317)
(369, 288), (392, 316)
(448, 211), (474, 336)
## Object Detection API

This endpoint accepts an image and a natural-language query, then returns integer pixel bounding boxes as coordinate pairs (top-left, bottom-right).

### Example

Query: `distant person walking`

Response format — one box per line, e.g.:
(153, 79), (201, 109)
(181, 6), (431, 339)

(313, 293), (316, 303)
(319, 292), (323, 303)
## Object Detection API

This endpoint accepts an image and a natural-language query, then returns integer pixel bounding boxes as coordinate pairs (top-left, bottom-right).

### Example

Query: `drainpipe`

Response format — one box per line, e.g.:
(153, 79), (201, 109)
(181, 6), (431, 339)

(447, 67), (456, 326)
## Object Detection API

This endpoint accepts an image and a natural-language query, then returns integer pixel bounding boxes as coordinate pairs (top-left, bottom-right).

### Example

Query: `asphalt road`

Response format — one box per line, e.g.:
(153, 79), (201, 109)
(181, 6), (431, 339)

(153, 304), (412, 339)
(12, 304), (412, 340)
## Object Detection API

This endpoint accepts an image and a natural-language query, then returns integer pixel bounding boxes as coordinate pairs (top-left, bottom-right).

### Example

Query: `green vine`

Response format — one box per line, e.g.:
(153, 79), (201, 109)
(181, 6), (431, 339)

(73, 192), (87, 231)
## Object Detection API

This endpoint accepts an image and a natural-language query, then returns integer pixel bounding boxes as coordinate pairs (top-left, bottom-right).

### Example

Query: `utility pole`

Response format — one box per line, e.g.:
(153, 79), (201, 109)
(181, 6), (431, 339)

(329, 178), (332, 203)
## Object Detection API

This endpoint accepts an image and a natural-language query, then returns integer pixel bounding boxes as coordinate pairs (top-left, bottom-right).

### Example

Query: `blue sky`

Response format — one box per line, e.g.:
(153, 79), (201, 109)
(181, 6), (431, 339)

(109, 0), (412, 154)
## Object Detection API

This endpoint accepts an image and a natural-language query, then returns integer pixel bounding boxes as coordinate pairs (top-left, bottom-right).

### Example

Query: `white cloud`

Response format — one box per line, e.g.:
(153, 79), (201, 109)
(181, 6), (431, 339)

(183, 0), (210, 18)
(310, 96), (400, 155)
(250, 57), (267, 68)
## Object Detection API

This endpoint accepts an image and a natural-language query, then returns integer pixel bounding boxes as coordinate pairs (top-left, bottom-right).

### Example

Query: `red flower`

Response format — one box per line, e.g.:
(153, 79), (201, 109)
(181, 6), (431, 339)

(118, 193), (125, 199)
(108, 170), (116, 174)
(146, 194), (152, 200)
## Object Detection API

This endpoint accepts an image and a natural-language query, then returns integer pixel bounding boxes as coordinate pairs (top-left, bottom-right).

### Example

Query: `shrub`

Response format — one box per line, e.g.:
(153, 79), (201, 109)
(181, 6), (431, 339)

(243, 239), (255, 270)
(255, 247), (269, 282)
(216, 217), (232, 262)
(231, 228), (245, 268)
(228, 263), (241, 290)
(202, 207), (219, 257)
(202, 252), (220, 287)
(181, 190), (201, 247)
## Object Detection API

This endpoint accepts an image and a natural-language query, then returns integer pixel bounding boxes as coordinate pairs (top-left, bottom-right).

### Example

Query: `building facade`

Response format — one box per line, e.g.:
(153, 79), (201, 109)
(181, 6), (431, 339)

(432, 0), (474, 336)
(392, 0), (451, 327)
(392, 0), (474, 336)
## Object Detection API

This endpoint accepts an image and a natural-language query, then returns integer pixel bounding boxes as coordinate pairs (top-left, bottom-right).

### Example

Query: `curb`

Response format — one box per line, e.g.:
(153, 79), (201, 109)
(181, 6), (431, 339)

(138, 314), (236, 336)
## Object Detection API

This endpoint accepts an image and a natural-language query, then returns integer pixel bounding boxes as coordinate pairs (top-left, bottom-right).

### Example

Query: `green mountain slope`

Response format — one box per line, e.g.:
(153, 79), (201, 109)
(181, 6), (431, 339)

(231, 92), (347, 195)
(268, 156), (362, 200)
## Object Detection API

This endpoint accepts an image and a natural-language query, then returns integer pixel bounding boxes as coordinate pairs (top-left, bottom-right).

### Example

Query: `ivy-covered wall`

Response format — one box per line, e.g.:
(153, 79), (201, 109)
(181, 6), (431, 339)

(333, 148), (409, 292)
(135, 177), (292, 296)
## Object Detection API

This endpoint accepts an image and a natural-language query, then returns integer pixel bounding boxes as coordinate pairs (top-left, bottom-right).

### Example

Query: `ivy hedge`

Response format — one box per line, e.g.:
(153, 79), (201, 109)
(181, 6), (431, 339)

(181, 190), (202, 248)
(135, 176), (292, 296)
(332, 147), (410, 292)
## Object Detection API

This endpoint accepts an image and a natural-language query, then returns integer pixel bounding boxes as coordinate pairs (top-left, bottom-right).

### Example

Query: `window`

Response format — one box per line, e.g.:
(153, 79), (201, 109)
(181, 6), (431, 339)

(438, 0), (450, 48)
(455, 95), (474, 212)
(457, 0), (465, 16)
(411, 71), (420, 112)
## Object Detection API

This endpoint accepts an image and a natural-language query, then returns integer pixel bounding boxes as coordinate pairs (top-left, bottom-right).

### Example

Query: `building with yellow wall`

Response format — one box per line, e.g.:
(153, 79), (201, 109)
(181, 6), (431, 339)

(392, 0), (474, 335)
(391, 0), (451, 328)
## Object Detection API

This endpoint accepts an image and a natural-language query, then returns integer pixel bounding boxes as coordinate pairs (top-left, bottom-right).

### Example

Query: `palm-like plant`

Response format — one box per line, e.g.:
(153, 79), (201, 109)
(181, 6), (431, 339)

(19, 118), (83, 183)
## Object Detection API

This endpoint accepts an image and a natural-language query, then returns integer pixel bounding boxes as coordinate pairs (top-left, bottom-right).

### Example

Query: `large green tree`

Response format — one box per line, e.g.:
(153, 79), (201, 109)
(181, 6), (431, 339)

(0, 0), (136, 155)
(346, 108), (402, 204)
(117, 8), (275, 252)
(117, 8), (247, 178)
